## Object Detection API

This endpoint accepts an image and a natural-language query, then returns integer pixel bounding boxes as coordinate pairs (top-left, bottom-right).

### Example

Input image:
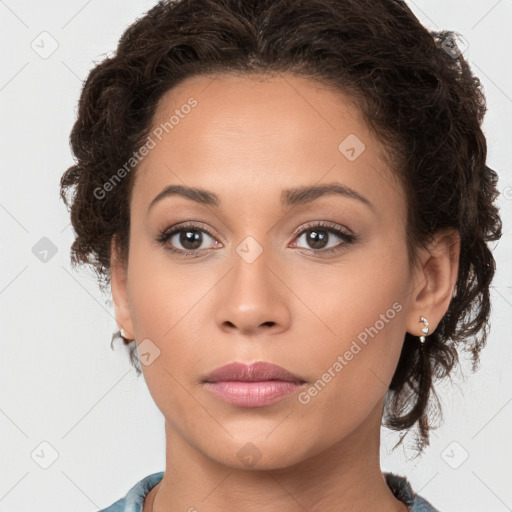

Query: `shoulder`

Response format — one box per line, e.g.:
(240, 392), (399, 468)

(98, 471), (165, 512)
(384, 472), (442, 512)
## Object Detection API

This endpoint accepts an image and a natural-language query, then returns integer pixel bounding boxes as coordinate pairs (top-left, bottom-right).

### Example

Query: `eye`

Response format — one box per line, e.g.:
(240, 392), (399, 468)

(157, 220), (356, 257)
(292, 221), (356, 254)
(157, 222), (221, 256)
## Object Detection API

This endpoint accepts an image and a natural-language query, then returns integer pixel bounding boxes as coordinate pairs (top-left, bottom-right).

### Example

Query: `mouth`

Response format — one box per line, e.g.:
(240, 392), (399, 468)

(202, 361), (307, 408)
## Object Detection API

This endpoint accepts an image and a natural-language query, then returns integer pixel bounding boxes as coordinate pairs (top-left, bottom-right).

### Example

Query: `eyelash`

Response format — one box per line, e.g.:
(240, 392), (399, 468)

(156, 220), (357, 257)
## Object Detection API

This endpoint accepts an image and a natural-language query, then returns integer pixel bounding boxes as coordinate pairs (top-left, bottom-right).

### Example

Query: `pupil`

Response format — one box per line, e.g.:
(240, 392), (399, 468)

(308, 229), (327, 249)
(181, 230), (202, 249)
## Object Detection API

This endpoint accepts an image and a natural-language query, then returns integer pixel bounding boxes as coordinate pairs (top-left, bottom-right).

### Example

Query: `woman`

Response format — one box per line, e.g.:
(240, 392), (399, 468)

(60, 0), (502, 510)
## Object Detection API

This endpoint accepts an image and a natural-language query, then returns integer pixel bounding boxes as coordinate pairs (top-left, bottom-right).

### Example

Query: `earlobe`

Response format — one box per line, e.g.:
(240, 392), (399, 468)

(110, 237), (135, 340)
(406, 229), (460, 337)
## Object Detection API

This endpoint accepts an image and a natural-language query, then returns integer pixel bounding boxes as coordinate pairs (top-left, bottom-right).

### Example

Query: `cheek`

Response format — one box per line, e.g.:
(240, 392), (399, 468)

(291, 301), (406, 445)
(126, 237), (209, 338)
(291, 234), (409, 349)
(124, 239), (218, 401)
(290, 244), (409, 424)
(125, 249), (205, 422)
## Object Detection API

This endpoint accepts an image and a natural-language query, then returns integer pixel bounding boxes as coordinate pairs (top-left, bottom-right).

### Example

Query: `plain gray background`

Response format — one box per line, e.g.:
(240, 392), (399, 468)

(0, 0), (511, 510)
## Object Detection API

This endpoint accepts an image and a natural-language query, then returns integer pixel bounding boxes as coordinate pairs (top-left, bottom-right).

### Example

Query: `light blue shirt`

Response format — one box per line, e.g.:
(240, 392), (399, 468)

(98, 471), (440, 511)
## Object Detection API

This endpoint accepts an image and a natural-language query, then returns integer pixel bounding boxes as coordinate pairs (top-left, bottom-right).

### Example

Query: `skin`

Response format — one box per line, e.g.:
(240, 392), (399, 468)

(110, 72), (460, 512)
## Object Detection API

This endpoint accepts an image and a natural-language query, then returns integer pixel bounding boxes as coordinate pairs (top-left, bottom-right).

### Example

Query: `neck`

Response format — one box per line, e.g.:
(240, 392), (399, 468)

(146, 400), (408, 512)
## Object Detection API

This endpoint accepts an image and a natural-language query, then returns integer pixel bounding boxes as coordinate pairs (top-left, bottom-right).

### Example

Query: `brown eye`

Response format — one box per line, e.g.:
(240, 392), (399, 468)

(294, 222), (355, 254)
(174, 229), (205, 251)
(300, 228), (330, 250)
(157, 222), (221, 255)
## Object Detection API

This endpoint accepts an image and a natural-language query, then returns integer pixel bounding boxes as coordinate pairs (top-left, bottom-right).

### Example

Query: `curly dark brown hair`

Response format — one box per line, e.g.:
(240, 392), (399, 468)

(60, 0), (502, 453)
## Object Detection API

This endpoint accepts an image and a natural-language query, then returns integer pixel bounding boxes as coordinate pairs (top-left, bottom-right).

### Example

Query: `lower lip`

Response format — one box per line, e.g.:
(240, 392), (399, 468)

(203, 380), (304, 407)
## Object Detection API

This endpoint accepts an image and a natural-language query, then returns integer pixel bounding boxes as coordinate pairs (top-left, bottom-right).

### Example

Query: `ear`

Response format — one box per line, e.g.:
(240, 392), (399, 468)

(110, 237), (135, 339)
(406, 228), (460, 338)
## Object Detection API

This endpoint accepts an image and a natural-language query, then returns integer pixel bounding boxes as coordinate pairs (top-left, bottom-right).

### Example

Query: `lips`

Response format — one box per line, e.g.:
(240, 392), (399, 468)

(202, 361), (305, 384)
(202, 361), (306, 407)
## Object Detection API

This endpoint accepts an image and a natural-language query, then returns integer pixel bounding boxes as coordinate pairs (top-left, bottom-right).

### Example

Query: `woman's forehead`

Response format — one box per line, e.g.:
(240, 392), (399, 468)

(136, 72), (399, 206)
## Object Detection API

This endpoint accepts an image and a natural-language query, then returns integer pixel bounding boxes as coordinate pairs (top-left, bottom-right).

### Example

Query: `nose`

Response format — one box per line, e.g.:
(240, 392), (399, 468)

(214, 246), (291, 337)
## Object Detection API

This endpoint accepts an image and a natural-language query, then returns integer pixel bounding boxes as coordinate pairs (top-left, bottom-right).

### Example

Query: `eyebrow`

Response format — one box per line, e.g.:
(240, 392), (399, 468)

(147, 182), (374, 212)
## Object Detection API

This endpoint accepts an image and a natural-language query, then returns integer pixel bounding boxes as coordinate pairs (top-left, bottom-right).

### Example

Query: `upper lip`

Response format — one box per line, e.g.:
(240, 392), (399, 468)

(203, 361), (306, 384)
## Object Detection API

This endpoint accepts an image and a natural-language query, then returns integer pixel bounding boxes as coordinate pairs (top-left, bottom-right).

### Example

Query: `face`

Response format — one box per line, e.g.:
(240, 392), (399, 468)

(113, 72), (424, 469)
